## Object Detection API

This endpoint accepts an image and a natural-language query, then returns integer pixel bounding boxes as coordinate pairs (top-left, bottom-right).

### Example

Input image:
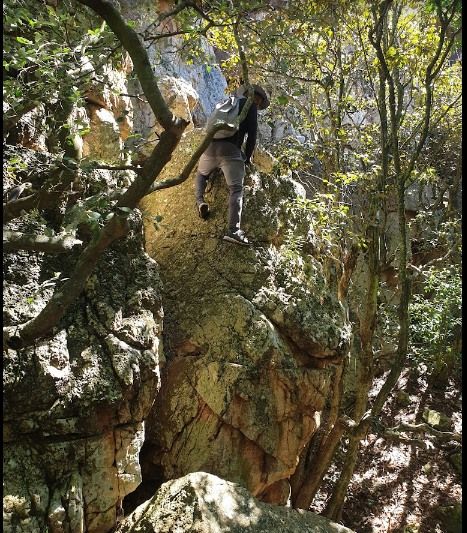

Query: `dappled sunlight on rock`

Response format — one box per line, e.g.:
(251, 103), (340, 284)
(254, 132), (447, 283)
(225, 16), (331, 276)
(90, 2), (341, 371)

(117, 472), (356, 532)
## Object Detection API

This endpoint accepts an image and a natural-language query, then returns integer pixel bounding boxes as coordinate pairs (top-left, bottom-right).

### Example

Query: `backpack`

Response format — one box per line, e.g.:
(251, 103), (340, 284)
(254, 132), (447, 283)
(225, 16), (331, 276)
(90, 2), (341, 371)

(205, 96), (240, 139)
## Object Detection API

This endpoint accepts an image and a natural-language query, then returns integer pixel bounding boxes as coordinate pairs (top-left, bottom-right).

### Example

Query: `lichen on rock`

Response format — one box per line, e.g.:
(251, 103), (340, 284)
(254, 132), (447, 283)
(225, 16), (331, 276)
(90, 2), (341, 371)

(117, 472), (356, 533)
(139, 129), (351, 503)
(3, 215), (164, 533)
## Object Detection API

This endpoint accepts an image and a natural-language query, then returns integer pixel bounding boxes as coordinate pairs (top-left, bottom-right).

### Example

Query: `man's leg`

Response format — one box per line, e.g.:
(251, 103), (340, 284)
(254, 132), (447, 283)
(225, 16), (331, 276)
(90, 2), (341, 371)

(227, 181), (243, 231)
(195, 172), (209, 206)
(221, 159), (245, 230)
(195, 154), (217, 218)
(221, 159), (249, 245)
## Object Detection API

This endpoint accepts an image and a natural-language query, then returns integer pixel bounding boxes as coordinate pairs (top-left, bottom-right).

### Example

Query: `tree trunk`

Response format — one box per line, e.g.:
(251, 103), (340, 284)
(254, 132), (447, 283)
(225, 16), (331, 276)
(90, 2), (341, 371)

(324, 223), (379, 522)
(3, 231), (82, 253)
(291, 361), (346, 509)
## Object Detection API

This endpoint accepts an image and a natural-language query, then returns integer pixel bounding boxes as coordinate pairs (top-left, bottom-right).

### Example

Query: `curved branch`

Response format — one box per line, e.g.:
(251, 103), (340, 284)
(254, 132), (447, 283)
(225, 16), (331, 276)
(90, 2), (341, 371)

(3, 191), (78, 224)
(233, 18), (252, 89)
(87, 163), (139, 171)
(3, 231), (82, 253)
(144, 21), (215, 43)
(146, 122), (243, 194)
(3, 215), (129, 351)
(144, 0), (216, 33)
(4, 127), (185, 351)
(386, 422), (462, 442)
(146, 123), (226, 194)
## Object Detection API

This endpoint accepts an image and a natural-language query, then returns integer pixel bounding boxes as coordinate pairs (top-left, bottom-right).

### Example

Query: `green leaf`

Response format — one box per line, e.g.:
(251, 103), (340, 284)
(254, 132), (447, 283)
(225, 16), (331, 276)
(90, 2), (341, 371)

(16, 36), (33, 45)
(86, 211), (101, 221)
(277, 95), (289, 105)
(117, 207), (133, 215)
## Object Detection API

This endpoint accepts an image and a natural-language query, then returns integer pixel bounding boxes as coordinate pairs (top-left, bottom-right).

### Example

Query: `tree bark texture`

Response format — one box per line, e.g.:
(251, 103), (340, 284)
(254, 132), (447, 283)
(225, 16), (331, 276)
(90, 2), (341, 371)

(290, 362), (346, 509)
(324, 222), (379, 522)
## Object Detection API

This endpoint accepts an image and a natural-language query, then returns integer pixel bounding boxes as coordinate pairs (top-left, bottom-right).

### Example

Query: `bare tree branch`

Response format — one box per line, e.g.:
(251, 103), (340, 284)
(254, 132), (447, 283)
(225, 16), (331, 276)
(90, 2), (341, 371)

(146, 122), (241, 194)
(3, 231), (83, 253)
(119, 92), (147, 103)
(408, 245), (457, 277)
(384, 422), (462, 443)
(3, 191), (74, 224)
(87, 163), (140, 171)
(143, 0), (216, 34)
(144, 21), (215, 43)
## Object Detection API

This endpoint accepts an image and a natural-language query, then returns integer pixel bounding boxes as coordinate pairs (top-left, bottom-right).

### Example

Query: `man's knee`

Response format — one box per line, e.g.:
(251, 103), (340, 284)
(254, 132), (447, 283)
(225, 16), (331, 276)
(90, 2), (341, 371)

(229, 183), (243, 195)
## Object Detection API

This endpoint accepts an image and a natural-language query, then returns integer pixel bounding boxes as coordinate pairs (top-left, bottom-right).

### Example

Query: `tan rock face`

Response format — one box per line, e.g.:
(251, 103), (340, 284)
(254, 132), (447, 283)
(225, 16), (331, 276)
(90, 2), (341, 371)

(140, 129), (350, 502)
(3, 424), (145, 533)
(117, 472), (356, 533)
(150, 358), (329, 500)
(82, 105), (125, 163)
(136, 75), (200, 158)
(159, 75), (199, 127)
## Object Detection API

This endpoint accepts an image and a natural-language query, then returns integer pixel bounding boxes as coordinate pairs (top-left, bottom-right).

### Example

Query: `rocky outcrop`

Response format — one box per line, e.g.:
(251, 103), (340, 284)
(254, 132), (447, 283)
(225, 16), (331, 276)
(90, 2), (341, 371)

(138, 129), (350, 504)
(117, 472), (356, 533)
(3, 180), (164, 532)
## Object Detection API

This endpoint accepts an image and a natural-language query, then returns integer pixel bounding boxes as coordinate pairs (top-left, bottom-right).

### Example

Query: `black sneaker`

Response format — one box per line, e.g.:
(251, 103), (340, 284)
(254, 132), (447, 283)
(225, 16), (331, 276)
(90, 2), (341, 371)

(198, 202), (210, 219)
(223, 229), (250, 246)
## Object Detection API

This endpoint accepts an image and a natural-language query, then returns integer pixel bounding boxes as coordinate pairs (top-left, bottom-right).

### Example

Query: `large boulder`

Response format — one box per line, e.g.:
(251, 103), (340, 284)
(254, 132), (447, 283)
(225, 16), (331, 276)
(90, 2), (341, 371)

(117, 472), (356, 533)
(3, 203), (164, 532)
(139, 129), (350, 503)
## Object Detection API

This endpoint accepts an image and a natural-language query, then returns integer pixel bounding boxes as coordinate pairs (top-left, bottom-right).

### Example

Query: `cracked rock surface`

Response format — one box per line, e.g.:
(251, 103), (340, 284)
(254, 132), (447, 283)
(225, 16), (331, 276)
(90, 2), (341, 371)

(140, 129), (351, 503)
(3, 216), (164, 533)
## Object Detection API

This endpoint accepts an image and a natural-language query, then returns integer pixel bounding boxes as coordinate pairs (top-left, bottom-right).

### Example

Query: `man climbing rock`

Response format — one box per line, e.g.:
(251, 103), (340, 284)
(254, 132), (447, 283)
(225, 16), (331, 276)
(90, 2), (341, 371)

(195, 83), (270, 246)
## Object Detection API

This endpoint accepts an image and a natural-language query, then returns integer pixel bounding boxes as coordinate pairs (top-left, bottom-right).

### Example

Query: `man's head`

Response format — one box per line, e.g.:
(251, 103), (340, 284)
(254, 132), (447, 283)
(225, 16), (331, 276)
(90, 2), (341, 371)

(254, 93), (264, 108)
(242, 84), (270, 110)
